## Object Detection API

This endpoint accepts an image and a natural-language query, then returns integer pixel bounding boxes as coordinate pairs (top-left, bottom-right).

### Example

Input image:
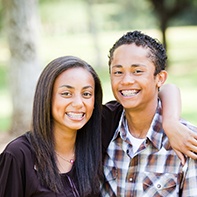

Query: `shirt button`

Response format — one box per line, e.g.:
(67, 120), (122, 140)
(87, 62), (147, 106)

(157, 184), (161, 188)
(129, 177), (133, 182)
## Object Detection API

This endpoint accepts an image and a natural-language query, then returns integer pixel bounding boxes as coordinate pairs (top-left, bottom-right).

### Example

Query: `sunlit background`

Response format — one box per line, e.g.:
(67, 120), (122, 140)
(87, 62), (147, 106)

(0, 0), (197, 135)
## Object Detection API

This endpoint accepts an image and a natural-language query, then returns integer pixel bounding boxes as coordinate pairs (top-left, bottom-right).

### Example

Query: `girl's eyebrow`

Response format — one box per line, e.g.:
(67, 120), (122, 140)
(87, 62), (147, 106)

(59, 85), (94, 90)
(82, 85), (94, 90)
(59, 85), (73, 89)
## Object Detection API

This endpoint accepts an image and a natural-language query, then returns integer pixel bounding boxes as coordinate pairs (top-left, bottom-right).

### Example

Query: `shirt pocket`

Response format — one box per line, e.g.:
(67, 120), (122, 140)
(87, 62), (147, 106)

(142, 172), (178, 196)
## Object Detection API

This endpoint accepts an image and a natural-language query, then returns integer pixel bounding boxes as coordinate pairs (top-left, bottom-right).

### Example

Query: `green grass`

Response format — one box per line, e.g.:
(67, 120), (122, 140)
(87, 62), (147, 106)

(0, 26), (197, 131)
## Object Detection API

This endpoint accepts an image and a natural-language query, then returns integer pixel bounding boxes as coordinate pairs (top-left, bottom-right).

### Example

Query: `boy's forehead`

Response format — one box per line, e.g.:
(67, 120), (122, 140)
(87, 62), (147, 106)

(110, 44), (156, 71)
(113, 44), (150, 60)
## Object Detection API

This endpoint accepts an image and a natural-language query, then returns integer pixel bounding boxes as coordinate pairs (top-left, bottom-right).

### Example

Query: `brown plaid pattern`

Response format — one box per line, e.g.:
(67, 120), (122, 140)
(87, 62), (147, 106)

(101, 101), (197, 197)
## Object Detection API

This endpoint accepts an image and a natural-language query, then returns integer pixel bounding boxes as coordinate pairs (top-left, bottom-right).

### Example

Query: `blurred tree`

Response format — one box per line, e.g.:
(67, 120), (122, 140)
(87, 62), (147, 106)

(86, 0), (101, 67)
(2, 0), (41, 135)
(0, 1), (3, 31)
(147, 0), (192, 51)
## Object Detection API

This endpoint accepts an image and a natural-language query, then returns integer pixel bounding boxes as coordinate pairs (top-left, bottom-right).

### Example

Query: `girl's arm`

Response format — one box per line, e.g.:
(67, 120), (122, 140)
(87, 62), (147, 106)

(159, 83), (197, 164)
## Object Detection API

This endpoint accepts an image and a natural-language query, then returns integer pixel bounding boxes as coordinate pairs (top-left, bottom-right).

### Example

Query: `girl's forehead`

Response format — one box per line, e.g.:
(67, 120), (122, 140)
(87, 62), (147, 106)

(54, 67), (94, 89)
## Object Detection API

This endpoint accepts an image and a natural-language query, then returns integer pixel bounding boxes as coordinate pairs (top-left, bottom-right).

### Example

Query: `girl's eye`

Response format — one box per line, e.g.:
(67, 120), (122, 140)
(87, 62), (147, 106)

(83, 92), (92, 98)
(61, 91), (71, 97)
(114, 71), (123, 75)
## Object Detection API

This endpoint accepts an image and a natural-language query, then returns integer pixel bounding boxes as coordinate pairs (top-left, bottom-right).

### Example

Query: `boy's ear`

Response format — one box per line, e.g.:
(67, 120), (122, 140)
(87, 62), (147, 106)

(156, 70), (168, 88)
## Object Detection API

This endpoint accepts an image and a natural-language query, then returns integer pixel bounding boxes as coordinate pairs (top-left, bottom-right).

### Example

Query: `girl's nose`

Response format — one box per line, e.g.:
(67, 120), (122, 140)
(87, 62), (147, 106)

(71, 95), (83, 108)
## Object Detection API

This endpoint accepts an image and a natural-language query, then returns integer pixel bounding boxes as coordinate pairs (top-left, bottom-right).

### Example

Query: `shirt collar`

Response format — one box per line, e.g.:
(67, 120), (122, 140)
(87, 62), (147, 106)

(112, 100), (169, 150)
(112, 109), (127, 141)
(146, 100), (164, 149)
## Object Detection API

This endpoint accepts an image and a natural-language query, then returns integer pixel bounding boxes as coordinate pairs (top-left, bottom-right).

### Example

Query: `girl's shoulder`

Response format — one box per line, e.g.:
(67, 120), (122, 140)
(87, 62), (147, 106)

(1, 132), (32, 160)
(103, 100), (123, 113)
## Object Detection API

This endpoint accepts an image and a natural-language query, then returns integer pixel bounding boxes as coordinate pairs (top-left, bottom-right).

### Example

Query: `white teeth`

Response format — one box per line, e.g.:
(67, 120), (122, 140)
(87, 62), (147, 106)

(67, 112), (84, 119)
(121, 90), (138, 97)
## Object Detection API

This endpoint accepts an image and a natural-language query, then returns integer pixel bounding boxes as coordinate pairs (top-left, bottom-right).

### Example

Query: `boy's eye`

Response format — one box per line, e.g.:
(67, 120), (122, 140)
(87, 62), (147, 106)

(134, 69), (143, 74)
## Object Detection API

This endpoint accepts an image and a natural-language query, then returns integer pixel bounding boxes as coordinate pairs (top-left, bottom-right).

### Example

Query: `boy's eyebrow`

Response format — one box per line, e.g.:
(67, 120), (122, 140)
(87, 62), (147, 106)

(131, 64), (146, 68)
(111, 64), (122, 68)
(111, 64), (146, 68)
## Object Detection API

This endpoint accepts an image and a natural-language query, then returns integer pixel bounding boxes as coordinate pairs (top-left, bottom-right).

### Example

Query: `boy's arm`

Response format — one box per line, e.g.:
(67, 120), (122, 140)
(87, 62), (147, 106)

(159, 83), (197, 164)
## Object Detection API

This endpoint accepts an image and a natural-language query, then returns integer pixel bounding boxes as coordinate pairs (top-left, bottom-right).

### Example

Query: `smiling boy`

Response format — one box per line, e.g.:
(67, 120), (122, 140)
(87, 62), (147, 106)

(101, 31), (197, 197)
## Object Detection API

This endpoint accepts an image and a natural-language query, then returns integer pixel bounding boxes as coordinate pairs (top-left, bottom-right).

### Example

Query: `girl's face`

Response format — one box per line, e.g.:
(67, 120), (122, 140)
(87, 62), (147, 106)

(52, 67), (95, 135)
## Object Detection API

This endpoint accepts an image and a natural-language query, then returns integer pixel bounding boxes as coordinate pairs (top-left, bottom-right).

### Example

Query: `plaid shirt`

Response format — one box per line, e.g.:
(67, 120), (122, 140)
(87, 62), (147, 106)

(101, 101), (197, 197)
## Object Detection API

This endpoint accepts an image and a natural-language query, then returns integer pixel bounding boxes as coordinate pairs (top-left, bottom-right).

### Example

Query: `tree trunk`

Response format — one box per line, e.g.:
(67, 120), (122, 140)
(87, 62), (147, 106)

(3, 0), (41, 135)
(86, 0), (101, 68)
(160, 19), (169, 69)
(161, 18), (167, 51)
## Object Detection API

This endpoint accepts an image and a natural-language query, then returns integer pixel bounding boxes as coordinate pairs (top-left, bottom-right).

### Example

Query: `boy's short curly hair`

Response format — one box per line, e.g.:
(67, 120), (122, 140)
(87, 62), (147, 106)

(108, 30), (167, 75)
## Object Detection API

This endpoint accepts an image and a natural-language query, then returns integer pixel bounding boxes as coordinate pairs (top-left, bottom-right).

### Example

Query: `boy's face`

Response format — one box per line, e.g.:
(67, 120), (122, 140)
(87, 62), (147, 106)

(110, 43), (167, 111)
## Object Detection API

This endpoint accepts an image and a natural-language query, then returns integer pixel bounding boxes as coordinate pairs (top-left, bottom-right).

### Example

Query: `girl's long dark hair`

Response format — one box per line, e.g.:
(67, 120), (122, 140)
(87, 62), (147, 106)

(27, 56), (103, 196)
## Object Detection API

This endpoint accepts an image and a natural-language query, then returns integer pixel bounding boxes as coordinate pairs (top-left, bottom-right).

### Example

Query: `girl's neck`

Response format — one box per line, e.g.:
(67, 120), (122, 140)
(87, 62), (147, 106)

(54, 132), (76, 173)
(54, 127), (77, 152)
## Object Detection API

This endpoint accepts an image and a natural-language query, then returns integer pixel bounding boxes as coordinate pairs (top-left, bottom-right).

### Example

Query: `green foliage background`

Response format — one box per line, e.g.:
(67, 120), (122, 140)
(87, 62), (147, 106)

(0, 0), (197, 132)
